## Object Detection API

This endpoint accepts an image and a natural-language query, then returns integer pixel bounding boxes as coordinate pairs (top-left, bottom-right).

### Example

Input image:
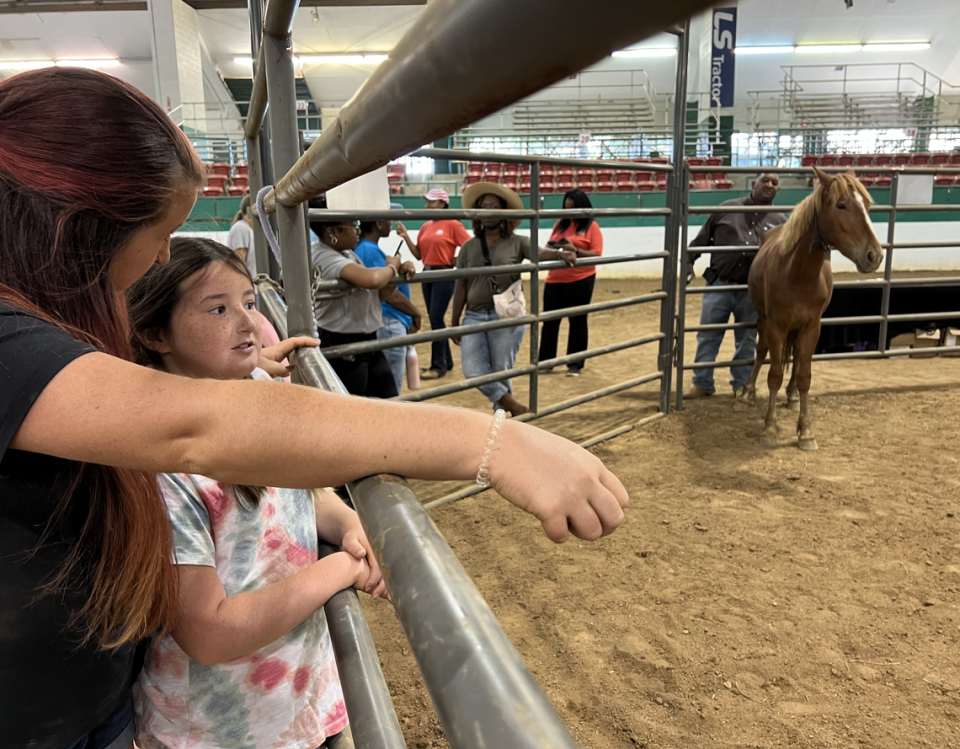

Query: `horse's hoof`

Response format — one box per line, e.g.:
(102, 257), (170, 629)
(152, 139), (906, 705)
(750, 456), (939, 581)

(798, 438), (819, 452)
(786, 399), (799, 411)
(759, 432), (779, 449)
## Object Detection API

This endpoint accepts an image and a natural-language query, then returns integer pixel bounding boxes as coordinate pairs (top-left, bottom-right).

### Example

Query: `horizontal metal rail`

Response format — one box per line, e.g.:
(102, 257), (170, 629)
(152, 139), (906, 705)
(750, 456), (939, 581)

(688, 165), (960, 175)
(423, 375), (665, 509)
(696, 243), (960, 253)
(263, 0), (716, 211)
(320, 293), (666, 360)
(259, 280), (584, 749)
(688, 204), (897, 214)
(685, 276), (960, 296)
(313, 252), (669, 294)
(306, 207), (671, 222)
(415, 147), (675, 173)
(682, 346), (960, 371)
(395, 333), (665, 404)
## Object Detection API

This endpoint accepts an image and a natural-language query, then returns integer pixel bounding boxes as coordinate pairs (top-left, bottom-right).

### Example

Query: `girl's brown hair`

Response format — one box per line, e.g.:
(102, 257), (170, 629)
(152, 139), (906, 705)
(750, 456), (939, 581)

(0, 68), (205, 648)
(127, 236), (266, 508)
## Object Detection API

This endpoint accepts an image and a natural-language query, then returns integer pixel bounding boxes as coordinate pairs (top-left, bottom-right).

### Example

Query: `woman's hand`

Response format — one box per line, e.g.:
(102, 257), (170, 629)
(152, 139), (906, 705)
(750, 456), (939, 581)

(341, 526), (388, 599)
(488, 421), (629, 543)
(409, 314), (422, 335)
(398, 260), (416, 280)
(396, 221), (409, 239)
(259, 336), (319, 377)
(558, 250), (577, 266)
(451, 322), (461, 346)
(386, 255), (402, 272)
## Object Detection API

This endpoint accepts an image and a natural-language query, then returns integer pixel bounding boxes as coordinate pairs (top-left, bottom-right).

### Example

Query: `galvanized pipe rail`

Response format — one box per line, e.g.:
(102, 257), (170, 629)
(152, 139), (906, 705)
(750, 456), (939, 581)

(258, 281), (583, 749)
(258, 0), (712, 212)
(675, 165), (960, 409)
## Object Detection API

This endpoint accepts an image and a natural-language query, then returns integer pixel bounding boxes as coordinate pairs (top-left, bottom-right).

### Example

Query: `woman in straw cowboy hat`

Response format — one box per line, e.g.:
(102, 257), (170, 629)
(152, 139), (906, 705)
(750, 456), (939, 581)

(451, 182), (576, 416)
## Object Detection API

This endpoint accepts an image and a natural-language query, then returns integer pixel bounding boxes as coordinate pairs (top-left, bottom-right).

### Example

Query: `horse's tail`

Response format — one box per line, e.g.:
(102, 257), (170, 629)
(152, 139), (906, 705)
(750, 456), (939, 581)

(781, 330), (798, 369)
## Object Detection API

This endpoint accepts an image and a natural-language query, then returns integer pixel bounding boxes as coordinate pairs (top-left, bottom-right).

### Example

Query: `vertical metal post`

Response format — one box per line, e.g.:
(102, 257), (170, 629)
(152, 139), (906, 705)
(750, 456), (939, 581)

(877, 172), (899, 353)
(246, 136), (270, 279)
(263, 32), (315, 337)
(675, 163), (690, 412)
(659, 20), (689, 414)
(528, 160), (541, 413)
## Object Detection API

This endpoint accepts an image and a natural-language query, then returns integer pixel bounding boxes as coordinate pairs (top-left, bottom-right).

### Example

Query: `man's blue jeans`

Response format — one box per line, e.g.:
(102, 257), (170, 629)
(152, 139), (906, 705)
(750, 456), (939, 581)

(460, 309), (525, 408)
(377, 317), (408, 395)
(691, 279), (758, 393)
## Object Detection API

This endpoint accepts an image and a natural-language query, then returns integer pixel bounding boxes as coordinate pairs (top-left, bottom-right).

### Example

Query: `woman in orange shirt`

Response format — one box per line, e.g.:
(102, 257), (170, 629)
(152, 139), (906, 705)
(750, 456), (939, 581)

(396, 188), (471, 379)
(539, 189), (604, 376)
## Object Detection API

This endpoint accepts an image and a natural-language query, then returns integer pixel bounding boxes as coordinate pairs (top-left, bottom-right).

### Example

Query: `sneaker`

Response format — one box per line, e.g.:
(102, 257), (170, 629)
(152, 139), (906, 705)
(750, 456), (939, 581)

(420, 369), (444, 380)
(565, 368), (581, 377)
(683, 384), (715, 399)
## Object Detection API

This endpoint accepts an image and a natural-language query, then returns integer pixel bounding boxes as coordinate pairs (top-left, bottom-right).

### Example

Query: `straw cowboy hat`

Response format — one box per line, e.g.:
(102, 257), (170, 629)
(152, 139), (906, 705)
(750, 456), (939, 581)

(461, 181), (525, 229)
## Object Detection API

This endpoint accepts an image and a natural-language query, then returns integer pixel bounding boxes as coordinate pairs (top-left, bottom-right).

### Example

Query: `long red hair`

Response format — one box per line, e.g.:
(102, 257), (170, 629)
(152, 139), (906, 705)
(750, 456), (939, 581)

(0, 68), (205, 648)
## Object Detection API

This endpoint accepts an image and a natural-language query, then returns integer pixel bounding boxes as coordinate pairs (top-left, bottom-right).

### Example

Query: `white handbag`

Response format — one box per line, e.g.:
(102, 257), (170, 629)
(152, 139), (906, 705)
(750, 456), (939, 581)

(493, 278), (526, 319)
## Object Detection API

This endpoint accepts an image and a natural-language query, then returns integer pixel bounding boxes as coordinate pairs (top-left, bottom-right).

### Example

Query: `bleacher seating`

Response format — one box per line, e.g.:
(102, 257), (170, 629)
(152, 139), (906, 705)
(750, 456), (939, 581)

(200, 162), (253, 198)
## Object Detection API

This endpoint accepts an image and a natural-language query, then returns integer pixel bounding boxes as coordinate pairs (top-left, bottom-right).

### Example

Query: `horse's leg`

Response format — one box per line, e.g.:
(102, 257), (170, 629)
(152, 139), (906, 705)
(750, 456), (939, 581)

(738, 316), (766, 406)
(760, 328), (784, 448)
(796, 326), (819, 451)
(785, 337), (800, 409)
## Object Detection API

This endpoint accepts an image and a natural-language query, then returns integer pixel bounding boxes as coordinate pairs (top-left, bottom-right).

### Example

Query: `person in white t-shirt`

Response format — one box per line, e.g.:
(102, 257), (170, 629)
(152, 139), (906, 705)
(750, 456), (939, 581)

(227, 194), (256, 277)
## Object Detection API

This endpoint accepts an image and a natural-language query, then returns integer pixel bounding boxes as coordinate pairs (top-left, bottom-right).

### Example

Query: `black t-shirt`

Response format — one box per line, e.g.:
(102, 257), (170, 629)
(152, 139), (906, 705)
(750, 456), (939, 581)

(0, 304), (138, 748)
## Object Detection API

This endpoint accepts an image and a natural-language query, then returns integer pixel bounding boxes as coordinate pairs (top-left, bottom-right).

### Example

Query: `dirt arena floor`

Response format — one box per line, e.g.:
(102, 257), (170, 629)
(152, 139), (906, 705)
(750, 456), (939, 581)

(359, 274), (960, 748)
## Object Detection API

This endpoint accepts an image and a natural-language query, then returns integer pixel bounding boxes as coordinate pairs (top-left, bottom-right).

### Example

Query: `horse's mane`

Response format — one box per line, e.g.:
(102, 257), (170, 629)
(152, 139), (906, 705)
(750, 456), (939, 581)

(773, 172), (873, 256)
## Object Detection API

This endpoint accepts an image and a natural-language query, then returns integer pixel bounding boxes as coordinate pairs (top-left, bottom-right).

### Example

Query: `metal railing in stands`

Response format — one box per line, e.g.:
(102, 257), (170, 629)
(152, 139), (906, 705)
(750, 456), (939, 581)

(241, 0), (716, 747)
(674, 164), (960, 411)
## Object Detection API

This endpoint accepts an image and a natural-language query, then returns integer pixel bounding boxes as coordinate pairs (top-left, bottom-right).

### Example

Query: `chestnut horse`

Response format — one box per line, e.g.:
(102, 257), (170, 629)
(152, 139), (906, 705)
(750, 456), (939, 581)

(738, 166), (884, 450)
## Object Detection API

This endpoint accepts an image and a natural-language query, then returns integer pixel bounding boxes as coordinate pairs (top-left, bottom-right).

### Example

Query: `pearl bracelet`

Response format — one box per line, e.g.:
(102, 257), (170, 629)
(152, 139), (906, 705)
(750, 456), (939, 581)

(476, 409), (506, 488)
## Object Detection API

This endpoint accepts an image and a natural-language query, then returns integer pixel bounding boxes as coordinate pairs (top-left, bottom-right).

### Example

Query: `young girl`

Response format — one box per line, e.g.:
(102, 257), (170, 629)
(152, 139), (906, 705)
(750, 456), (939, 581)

(126, 237), (384, 748)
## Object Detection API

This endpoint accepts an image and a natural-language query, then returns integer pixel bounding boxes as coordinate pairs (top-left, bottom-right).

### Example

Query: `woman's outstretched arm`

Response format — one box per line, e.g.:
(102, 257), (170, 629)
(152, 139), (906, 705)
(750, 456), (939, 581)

(13, 352), (628, 542)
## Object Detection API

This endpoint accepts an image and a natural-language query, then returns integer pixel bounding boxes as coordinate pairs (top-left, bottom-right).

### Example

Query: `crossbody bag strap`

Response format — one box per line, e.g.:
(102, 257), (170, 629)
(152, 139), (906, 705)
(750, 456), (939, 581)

(478, 233), (500, 293)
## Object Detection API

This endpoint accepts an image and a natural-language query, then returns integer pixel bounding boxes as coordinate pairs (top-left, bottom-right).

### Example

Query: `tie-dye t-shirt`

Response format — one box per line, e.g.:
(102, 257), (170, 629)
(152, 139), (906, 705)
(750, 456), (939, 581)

(134, 425), (347, 748)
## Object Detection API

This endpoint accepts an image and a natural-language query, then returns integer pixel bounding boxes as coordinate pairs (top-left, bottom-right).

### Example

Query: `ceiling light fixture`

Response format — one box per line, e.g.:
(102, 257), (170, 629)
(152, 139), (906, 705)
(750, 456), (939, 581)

(734, 46), (796, 55)
(298, 54), (388, 65)
(56, 59), (121, 69)
(863, 42), (931, 52)
(611, 48), (677, 59)
(0, 60), (55, 70)
(796, 44), (864, 53)
(0, 58), (120, 70)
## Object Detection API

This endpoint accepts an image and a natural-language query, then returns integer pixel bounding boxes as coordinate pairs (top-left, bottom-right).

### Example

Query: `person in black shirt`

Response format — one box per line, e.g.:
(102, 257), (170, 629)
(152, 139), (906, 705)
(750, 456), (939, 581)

(684, 173), (786, 398)
(0, 69), (629, 749)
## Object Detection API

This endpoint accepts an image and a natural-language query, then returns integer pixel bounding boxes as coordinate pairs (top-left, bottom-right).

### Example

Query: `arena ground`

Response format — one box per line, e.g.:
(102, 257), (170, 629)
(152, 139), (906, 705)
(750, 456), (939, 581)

(359, 274), (960, 748)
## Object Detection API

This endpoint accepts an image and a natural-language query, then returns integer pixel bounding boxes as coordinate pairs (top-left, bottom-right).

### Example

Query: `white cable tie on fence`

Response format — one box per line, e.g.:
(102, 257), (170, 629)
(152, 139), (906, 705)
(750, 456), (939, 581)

(256, 185), (283, 269)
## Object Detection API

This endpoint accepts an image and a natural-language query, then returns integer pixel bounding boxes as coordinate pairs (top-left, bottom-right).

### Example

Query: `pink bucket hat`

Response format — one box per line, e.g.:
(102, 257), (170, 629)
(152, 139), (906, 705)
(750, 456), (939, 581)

(423, 188), (450, 204)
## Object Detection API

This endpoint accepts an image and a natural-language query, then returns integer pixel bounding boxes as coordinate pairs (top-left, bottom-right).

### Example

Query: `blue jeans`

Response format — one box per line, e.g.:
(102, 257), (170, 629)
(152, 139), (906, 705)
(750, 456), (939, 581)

(460, 308), (525, 408)
(692, 279), (758, 392)
(377, 317), (408, 395)
(422, 275), (456, 374)
(57, 693), (134, 749)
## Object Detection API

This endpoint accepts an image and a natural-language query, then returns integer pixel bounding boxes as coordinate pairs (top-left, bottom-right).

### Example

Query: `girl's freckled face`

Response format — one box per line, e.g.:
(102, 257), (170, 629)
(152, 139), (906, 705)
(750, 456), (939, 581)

(160, 262), (262, 380)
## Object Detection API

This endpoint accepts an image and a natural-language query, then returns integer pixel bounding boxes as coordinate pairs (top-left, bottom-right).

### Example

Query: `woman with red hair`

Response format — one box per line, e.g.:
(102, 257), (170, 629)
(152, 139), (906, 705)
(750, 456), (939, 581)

(0, 69), (628, 749)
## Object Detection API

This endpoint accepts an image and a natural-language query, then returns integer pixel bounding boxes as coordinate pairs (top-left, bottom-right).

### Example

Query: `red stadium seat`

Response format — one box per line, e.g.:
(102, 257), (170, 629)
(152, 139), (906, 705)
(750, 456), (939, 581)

(636, 181), (656, 192)
(874, 154), (893, 166)
(202, 186), (222, 197)
(858, 176), (875, 187)
(893, 154), (911, 166)
(837, 154), (855, 167)
(227, 187), (246, 197)
(597, 180), (615, 192)
(949, 152), (960, 165)
(714, 178), (733, 189)
(464, 174), (482, 186)
(801, 155), (819, 167)
(235, 165), (249, 177)
(874, 176), (893, 187)
(686, 156), (704, 166)
(704, 156), (723, 167)
(854, 155), (875, 167)
(231, 177), (249, 190)
(912, 153), (931, 166)
(210, 163), (231, 176)
(390, 184), (402, 195)
(616, 181), (635, 192)
(503, 164), (520, 176)
(206, 175), (228, 189)
(820, 154), (837, 167)
(931, 153), (950, 165)
(934, 175), (956, 186)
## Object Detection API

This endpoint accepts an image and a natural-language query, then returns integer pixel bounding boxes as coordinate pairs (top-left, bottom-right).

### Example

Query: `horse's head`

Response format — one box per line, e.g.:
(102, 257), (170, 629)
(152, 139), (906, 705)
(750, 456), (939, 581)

(812, 166), (884, 273)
